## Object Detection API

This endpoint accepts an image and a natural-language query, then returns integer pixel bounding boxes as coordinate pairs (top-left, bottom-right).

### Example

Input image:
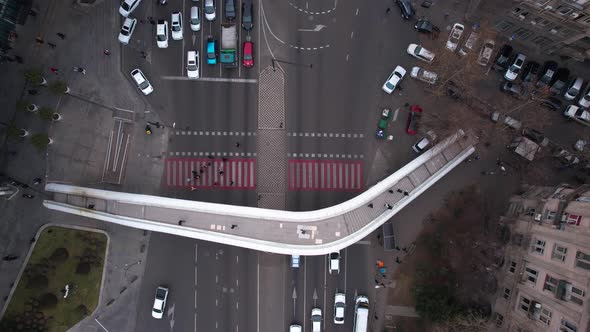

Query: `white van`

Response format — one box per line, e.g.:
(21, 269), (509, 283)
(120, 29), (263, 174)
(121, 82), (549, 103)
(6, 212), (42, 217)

(354, 296), (369, 332)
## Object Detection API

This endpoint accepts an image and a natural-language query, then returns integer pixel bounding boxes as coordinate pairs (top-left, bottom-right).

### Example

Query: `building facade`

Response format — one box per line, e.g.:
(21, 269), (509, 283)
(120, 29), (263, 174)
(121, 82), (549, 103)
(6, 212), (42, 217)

(492, 184), (590, 332)
(488, 0), (590, 61)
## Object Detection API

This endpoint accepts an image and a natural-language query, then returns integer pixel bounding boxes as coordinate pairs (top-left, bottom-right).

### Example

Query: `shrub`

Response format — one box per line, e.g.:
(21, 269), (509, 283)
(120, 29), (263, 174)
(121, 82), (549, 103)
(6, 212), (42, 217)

(38, 107), (55, 121)
(26, 275), (48, 290)
(7, 123), (23, 137)
(24, 69), (44, 85)
(49, 248), (69, 263)
(38, 293), (58, 309)
(72, 305), (88, 321)
(30, 134), (51, 150)
(412, 284), (460, 322)
(75, 262), (90, 275)
(48, 81), (68, 95)
(16, 99), (30, 112)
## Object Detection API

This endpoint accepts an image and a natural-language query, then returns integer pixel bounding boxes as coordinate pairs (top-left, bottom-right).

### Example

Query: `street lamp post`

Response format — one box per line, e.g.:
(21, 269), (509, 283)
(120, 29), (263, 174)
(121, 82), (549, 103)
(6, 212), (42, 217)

(271, 58), (313, 71)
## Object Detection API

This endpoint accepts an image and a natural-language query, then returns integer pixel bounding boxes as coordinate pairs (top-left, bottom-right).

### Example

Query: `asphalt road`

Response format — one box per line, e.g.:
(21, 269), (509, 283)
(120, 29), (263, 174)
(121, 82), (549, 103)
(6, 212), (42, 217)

(131, 0), (429, 331)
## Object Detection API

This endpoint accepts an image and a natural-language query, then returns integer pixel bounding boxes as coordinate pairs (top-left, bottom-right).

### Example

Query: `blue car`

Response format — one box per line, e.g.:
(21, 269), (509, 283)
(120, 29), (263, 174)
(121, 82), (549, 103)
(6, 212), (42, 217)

(207, 38), (217, 65)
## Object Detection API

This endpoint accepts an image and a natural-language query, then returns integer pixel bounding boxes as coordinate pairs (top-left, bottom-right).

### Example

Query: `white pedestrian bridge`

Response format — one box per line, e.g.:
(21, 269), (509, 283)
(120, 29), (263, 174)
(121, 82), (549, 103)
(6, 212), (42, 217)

(43, 130), (476, 256)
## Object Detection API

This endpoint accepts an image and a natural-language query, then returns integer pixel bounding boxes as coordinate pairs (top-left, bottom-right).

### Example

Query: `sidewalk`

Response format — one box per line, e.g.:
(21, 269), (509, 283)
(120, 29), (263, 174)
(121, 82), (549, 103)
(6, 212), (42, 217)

(0, 0), (167, 329)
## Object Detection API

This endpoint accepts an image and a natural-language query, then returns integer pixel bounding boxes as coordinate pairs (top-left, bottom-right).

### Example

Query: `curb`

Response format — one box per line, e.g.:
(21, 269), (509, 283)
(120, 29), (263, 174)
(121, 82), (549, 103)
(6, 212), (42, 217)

(0, 223), (110, 324)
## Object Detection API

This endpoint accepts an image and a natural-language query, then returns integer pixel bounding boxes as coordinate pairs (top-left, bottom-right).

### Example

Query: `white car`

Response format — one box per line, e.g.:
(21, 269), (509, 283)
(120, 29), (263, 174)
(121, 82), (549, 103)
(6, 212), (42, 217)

(171, 12), (183, 40)
(328, 252), (340, 274)
(119, 0), (142, 17)
(156, 20), (169, 48)
(311, 308), (322, 332)
(333, 293), (345, 324)
(406, 44), (435, 63)
(477, 39), (495, 66)
(131, 68), (154, 95)
(204, 0), (216, 21)
(190, 6), (201, 31)
(118, 17), (137, 45)
(289, 324), (302, 332)
(382, 66), (406, 94)
(187, 51), (200, 79)
(504, 53), (526, 81)
(579, 86), (590, 108)
(152, 286), (168, 319)
(564, 105), (590, 125)
(410, 66), (437, 84)
(446, 23), (464, 51)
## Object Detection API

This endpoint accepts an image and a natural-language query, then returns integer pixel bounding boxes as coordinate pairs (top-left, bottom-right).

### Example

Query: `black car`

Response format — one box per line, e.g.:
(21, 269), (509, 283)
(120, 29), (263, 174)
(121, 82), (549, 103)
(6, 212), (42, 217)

(550, 68), (570, 95)
(536, 61), (558, 88)
(241, 2), (253, 30)
(522, 61), (540, 83)
(414, 19), (440, 37)
(541, 97), (562, 110)
(396, 0), (415, 19)
(493, 44), (513, 71)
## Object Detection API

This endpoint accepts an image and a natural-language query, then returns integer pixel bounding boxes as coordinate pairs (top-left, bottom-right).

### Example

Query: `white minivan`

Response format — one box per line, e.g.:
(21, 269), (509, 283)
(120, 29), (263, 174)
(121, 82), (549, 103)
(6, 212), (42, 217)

(190, 6), (201, 31)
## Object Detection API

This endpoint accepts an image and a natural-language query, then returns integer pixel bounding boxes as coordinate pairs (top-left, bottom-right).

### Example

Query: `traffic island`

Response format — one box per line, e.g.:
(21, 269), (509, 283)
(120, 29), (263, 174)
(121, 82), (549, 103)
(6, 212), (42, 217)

(0, 226), (107, 332)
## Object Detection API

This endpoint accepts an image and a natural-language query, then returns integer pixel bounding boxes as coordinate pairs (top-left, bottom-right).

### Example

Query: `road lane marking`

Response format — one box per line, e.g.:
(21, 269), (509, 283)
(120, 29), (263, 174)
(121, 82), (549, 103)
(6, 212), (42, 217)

(161, 76), (258, 83)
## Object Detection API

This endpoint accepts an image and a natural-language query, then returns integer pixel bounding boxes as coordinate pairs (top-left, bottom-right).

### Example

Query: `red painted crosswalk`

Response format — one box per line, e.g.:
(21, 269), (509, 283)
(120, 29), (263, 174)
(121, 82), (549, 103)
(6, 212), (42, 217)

(164, 158), (256, 189)
(288, 160), (363, 191)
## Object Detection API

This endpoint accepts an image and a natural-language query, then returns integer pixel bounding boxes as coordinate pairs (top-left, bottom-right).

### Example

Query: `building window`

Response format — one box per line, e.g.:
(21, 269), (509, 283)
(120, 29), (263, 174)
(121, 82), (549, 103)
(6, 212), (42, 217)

(561, 318), (578, 332)
(565, 213), (582, 225)
(539, 308), (552, 325)
(512, 233), (523, 246)
(583, 15), (590, 25)
(533, 0), (549, 5)
(495, 313), (504, 326)
(519, 296), (531, 312)
(495, 20), (514, 32)
(556, 5), (574, 15)
(525, 267), (538, 284)
(568, 286), (585, 306)
(509, 260), (517, 273)
(546, 210), (556, 220)
(513, 27), (534, 40)
(575, 251), (590, 270)
(503, 287), (511, 299)
(532, 36), (553, 47)
(532, 238), (546, 254)
(543, 275), (558, 293)
(552, 243), (568, 262)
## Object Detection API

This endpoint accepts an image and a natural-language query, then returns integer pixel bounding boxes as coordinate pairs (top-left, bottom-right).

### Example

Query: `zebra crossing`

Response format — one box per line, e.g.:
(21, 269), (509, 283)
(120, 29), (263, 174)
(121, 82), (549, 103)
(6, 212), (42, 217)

(288, 160), (364, 191)
(164, 158), (256, 189)
(164, 158), (364, 191)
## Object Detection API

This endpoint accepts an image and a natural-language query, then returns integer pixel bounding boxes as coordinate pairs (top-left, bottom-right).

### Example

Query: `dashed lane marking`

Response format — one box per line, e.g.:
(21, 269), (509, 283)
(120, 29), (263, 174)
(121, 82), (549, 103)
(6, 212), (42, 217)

(172, 131), (257, 136)
(287, 132), (364, 138)
(169, 152), (258, 157)
(161, 76), (258, 84)
(288, 153), (364, 159)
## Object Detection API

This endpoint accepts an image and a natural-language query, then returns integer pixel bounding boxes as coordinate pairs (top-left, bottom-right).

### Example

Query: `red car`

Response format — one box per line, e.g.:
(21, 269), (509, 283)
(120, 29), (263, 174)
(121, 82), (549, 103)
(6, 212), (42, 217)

(406, 105), (423, 135)
(243, 41), (254, 68)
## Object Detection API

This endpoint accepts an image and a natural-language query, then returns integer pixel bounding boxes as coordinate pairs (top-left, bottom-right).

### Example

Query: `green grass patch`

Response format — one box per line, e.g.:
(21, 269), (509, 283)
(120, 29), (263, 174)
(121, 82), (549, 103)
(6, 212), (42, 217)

(0, 226), (107, 332)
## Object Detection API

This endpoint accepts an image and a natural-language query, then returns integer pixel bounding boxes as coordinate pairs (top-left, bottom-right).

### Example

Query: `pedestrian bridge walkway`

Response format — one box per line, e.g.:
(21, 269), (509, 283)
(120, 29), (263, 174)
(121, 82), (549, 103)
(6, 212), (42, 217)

(43, 130), (476, 256)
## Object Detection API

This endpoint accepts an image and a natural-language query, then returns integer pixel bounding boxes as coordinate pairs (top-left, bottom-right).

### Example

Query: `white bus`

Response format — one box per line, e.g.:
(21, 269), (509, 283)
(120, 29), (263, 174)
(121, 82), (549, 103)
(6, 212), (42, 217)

(353, 295), (369, 332)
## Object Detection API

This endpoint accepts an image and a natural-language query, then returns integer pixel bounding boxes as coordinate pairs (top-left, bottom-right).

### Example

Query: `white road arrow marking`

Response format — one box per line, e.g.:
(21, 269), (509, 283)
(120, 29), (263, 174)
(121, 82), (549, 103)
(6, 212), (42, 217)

(298, 25), (326, 32)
